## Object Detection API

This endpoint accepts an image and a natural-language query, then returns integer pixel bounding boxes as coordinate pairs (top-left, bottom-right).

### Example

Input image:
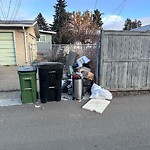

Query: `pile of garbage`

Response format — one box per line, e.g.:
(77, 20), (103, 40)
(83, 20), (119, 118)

(62, 55), (94, 99)
(62, 51), (113, 102)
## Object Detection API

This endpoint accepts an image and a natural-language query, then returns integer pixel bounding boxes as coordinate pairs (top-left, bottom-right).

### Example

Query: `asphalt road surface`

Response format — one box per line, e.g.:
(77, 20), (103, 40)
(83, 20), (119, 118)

(0, 94), (150, 150)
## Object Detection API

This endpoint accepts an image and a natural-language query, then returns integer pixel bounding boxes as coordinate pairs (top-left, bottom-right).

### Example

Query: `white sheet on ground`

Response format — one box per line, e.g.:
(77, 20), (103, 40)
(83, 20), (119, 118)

(82, 98), (110, 114)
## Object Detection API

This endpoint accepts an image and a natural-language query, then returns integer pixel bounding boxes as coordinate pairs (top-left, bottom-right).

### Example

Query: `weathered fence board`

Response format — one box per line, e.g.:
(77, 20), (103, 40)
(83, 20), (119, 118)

(147, 62), (150, 87)
(99, 30), (150, 91)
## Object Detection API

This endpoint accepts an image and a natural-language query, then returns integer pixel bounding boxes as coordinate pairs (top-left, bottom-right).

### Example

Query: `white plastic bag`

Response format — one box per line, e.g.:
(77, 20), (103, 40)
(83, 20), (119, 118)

(90, 83), (113, 100)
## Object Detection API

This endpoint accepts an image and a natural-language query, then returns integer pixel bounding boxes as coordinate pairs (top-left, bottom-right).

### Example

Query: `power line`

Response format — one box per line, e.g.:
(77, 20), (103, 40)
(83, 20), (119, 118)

(103, 0), (127, 24)
(0, 0), (23, 20)
(0, 0), (6, 20)
(112, 0), (127, 23)
(6, 0), (12, 20)
(117, 0), (127, 17)
(10, 0), (19, 20)
(12, 0), (22, 20)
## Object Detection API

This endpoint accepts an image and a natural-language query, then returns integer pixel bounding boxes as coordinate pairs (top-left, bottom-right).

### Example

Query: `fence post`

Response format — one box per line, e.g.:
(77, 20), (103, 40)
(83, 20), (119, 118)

(96, 29), (103, 85)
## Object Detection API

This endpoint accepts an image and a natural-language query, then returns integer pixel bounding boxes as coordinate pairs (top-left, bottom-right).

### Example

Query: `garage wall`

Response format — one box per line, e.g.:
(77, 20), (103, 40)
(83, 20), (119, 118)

(0, 27), (38, 66)
(15, 27), (37, 66)
(26, 26), (38, 63)
(14, 30), (26, 66)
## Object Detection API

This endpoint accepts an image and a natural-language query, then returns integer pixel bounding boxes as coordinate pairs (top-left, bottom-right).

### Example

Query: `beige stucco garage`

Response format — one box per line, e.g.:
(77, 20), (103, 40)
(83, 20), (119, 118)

(0, 20), (40, 66)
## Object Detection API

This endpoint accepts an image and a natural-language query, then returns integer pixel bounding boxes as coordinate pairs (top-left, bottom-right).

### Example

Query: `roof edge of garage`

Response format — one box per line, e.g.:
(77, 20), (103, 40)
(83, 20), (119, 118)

(0, 20), (36, 27)
(0, 20), (40, 38)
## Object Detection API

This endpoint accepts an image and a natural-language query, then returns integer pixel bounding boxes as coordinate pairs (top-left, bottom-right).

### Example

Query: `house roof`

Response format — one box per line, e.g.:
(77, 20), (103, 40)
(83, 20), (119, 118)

(39, 30), (56, 34)
(0, 20), (40, 38)
(0, 20), (37, 27)
(131, 24), (150, 32)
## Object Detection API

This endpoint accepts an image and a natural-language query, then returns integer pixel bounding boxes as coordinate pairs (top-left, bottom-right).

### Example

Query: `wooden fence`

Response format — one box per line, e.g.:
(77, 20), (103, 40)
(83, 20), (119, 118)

(98, 30), (150, 91)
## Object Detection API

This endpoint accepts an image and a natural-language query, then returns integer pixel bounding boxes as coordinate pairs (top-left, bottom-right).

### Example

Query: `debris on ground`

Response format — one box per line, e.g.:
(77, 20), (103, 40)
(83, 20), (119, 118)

(34, 105), (41, 108)
(81, 83), (112, 114)
(61, 53), (113, 114)
(61, 96), (72, 101)
(34, 103), (45, 110)
(82, 98), (111, 114)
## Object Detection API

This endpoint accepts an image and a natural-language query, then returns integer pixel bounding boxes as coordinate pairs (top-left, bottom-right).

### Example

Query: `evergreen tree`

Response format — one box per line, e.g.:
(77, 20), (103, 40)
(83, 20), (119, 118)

(132, 19), (142, 29)
(93, 9), (103, 29)
(51, 0), (69, 44)
(123, 18), (132, 30)
(123, 18), (142, 30)
(36, 13), (50, 31)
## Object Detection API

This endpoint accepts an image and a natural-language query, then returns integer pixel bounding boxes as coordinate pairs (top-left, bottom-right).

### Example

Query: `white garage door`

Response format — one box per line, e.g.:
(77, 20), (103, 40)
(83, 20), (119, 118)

(0, 32), (16, 65)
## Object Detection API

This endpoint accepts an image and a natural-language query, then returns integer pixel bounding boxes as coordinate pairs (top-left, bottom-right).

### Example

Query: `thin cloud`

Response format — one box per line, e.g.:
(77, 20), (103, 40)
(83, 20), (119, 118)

(102, 15), (150, 30)
(102, 15), (125, 30)
(139, 17), (150, 26)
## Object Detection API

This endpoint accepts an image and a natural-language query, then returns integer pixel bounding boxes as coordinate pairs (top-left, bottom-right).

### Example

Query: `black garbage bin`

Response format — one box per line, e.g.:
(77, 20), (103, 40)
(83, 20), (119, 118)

(38, 62), (63, 103)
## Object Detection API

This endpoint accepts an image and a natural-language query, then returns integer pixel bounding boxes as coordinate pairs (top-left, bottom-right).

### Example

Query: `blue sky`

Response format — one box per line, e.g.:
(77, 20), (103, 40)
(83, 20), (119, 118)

(1, 0), (150, 30)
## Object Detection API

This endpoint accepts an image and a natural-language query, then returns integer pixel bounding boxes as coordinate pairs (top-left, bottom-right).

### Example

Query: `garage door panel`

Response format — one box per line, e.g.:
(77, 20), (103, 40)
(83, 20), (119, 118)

(0, 49), (15, 52)
(0, 49), (15, 53)
(0, 57), (16, 61)
(0, 61), (16, 65)
(0, 41), (14, 45)
(0, 57), (16, 65)
(0, 45), (15, 48)
(0, 33), (13, 40)
(0, 32), (16, 65)
(0, 52), (16, 57)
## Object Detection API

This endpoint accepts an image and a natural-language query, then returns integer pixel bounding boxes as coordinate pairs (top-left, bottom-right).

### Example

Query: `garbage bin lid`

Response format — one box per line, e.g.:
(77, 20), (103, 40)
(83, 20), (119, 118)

(38, 62), (63, 69)
(39, 62), (62, 65)
(18, 66), (37, 72)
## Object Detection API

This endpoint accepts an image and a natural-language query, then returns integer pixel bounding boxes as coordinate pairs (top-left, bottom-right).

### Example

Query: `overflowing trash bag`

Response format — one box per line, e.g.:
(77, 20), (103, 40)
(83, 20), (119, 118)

(90, 83), (113, 100)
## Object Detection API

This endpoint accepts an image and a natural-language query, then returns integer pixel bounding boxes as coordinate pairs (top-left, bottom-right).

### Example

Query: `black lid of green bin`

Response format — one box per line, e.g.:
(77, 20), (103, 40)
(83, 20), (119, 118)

(18, 66), (37, 72)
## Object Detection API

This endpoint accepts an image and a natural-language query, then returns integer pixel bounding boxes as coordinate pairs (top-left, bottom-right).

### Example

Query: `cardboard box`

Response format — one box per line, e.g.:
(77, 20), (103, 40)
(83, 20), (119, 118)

(82, 71), (94, 80)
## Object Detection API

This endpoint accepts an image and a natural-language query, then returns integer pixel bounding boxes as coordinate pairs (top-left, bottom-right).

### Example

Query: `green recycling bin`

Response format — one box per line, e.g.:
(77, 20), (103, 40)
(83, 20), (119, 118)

(18, 66), (37, 104)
